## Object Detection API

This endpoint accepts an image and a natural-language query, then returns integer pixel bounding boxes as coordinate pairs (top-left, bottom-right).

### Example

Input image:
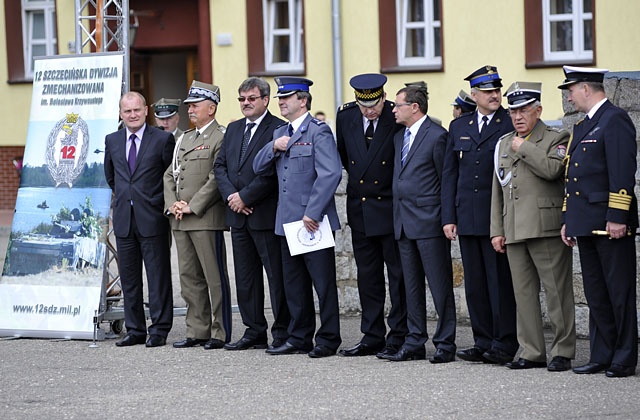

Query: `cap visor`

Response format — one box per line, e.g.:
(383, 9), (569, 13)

(274, 91), (297, 98)
(557, 80), (578, 90)
(183, 97), (207, 104)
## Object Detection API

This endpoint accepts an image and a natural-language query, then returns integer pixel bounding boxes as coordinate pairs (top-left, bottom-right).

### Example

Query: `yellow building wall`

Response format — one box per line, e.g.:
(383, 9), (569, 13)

(2, 0), (640, 147)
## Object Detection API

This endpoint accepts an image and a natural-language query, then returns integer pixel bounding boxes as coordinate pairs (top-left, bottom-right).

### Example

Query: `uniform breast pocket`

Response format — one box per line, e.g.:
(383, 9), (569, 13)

(289, 145), (313, 173)
(188, 150), (212, 174)
(453, 139), (472, 159)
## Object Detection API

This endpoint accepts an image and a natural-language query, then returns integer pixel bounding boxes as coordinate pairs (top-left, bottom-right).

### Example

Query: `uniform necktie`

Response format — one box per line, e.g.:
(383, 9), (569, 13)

(480, 115), (489, 136)
(288, 124), (294, 137)
(128, 134), (137, 174)
(401, 128), (411, 166)
(239, 122), (256, 163)
(365, 120), (374, 149)
(195, 130), (201, 138)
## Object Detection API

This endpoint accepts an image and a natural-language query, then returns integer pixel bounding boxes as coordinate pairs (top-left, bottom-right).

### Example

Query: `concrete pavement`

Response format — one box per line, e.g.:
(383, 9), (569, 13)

(1, 210), (639, 419)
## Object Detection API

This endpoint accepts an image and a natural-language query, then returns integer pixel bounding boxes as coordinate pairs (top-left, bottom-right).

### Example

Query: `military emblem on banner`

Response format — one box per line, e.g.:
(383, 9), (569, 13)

(45, 113), (90, 187)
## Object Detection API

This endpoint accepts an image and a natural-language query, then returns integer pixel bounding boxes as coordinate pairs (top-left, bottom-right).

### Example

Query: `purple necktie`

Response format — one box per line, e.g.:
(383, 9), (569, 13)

(128, 134), (137, 174)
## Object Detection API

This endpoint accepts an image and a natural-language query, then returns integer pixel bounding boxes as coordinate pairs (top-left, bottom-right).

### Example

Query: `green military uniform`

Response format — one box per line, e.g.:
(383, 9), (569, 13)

(490, 120), (575, 363)
(164, 120), (231, 342)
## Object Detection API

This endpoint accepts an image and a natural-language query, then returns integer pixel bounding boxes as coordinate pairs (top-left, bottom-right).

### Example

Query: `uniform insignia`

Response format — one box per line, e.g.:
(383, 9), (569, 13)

(45, 113), (90, 188)
(587, 127), (600, 136)
(501, 154), (508, 158)
(218, 125), (227, 134)
(499, 168), (505, 178)
(556, 145), (567, 158)
(311, 118), (325, 125)
(293, 142), (312, 146)
(468, 120), (474, 125)
(339, 101), (356, 112)
(460, 136), (470, 140)
(581, 139), (597, 143)
(496, 118), (501, 123)
(194, 145), (210, 151)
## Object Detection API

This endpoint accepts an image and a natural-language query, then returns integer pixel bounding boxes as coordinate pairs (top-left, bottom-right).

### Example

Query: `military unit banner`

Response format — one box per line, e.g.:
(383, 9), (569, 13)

(0, 52), (123, 339)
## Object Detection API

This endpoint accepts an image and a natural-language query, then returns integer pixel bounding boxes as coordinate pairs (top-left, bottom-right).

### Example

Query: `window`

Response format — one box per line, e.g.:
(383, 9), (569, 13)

(379, 0), (443, 73)
(525, 0), (595, 67)
(247, 0), (305, 75)
(22, 0), (58, 78)
(5, 0), (58, 82)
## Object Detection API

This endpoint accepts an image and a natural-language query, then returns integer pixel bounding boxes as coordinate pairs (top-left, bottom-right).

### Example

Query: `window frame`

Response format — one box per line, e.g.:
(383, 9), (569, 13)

(379, 0), (443, 74)
(247, 0), (306, 76)
(525, 0), (595, 68)
(396, 0), (442, 68)
(21, 0), (58, 79)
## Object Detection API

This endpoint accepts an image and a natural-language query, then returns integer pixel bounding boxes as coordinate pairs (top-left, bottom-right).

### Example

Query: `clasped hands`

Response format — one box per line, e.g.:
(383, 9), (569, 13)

(169, 200), (191, 220)
(227, 192), (252, 215)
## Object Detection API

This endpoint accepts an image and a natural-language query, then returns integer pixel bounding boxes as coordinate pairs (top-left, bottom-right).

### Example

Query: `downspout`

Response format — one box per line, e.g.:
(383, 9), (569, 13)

(331, 0), (342, 112)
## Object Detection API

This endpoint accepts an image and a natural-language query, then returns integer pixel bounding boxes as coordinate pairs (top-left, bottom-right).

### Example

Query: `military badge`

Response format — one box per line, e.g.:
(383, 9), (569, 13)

(45, 113), (89, 188)
(556, 145), (567, 158)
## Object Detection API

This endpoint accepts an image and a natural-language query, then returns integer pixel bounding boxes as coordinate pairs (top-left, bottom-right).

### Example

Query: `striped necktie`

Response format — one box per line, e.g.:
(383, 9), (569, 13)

(401, 128), (410, 166)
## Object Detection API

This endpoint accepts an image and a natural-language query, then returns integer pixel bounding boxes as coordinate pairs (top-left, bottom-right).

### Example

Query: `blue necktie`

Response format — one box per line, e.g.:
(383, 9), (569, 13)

(401, 128), (410, 166)
(128, 134), (137, 174)
(239, 122), (256, 163)
(288, 124), (294, 137)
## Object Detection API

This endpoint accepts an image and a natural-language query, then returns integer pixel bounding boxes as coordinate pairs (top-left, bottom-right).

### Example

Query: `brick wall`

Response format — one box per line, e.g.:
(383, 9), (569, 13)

(0, 146), (24, 210)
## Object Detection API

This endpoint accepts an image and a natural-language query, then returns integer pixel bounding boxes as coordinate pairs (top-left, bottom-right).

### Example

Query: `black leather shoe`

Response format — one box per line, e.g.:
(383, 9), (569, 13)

(309, 345), (336, 358)
(224, 337), (268, 351)
(268, 338), (286, 351)
(172, 337), (208, 348)
(506, 358), (546, 369)
(265, 341), (308, 355)
(145, 335), (166, 348)
(429, 348), (455, 364)
(203, 338), (225, 350)
(573, 362), (607, 374)
(483, 348), (514, 365)
(115, 333), (146, 347)
(376, 344), (400, 359)
(339, 342), (382, 357)
(547, 356), (572, 372)
(384, 347), (426, 362)
(605, 364), (636, 378)
(456, 347), (488, 362)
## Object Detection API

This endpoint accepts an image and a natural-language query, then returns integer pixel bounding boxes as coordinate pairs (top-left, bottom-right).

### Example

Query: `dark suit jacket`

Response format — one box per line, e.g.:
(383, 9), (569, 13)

(214, 112), (284, 230)
(563, 100), (638, 236)
(393, 116), (448, 240)
(336, 100), (402, 236)
(441, 107), (514, 235)
(104, 124), (175, 237)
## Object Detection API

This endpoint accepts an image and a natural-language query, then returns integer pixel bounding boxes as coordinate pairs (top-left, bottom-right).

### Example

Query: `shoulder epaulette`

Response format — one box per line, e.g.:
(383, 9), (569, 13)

(275, 122), (288, 130)
(217, 124), (226, 134)
(546, 125), (563, 132)
(338, 101), (356, 112)
(311, 118), (325, 125)
(183, 128), (196, 134)
(498, 131), (514, 141)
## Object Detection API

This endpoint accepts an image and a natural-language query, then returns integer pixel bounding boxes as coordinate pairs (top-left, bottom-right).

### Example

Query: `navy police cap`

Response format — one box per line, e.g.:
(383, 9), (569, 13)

(557, 65), (609, 89)
(465, 65), (503, 90)
(274, 76), (313, 97)
(350, 73), (387, 107)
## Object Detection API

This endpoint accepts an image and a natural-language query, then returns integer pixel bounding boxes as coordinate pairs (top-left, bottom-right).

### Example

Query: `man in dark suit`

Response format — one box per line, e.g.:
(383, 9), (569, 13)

(379, 85), (456, 363)
(335, 73), (407, 358)
(254, 77), (342, 358)
(104, 91), (175, 348)
(559, 66), (638, 378)
(214, 77), (290, 351)
(441, 65), (518, 365)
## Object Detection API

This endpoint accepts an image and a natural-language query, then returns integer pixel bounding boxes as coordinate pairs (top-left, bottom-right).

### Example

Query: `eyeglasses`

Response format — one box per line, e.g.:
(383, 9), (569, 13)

(394, 102), (414, 108)
(237, 95), (265, 103)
